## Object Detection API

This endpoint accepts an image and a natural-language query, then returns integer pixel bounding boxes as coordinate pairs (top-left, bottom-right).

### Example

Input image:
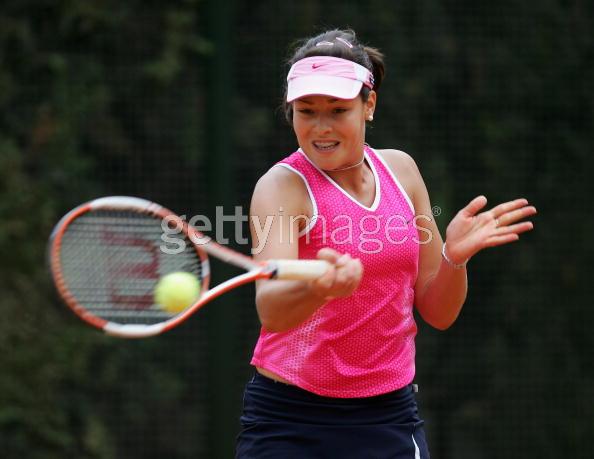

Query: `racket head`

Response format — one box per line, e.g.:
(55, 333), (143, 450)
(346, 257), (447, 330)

(48, 196), (210, 336)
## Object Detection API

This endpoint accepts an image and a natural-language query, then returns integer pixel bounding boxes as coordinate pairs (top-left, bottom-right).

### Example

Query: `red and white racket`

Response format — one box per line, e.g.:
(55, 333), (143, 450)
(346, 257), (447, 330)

(48, 196), (329, 338)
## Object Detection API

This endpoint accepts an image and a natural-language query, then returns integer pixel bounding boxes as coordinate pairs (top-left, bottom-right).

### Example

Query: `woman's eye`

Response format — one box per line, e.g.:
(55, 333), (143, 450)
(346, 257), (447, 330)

(297, 109), (314, 115)
(333, 108), (348, 114)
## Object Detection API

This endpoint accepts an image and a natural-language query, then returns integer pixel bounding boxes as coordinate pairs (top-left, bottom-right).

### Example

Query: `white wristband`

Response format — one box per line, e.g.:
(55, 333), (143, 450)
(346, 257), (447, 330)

(441, 243), (467, 269)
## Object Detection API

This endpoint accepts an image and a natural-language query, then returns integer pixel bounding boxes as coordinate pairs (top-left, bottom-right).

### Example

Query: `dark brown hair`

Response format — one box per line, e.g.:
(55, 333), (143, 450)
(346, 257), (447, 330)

(283, 29), (385, 123)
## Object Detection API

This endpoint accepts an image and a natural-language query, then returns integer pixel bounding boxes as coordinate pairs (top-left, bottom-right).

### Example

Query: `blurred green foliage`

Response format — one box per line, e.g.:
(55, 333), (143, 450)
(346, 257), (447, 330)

(0, 0), (592, 458)
(1, 1), (212, 457)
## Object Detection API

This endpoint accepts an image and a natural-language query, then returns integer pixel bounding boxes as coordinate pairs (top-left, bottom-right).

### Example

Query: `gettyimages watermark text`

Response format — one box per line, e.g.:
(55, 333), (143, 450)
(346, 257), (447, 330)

(160, 206), (440, 255)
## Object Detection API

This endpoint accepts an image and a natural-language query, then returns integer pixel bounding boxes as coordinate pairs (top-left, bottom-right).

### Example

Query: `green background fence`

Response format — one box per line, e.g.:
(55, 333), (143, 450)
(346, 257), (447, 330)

(1, 1), (592, 457)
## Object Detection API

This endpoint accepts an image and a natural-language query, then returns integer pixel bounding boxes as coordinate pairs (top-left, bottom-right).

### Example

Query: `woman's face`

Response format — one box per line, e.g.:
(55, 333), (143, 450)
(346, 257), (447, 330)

(292, 92), (376, 171)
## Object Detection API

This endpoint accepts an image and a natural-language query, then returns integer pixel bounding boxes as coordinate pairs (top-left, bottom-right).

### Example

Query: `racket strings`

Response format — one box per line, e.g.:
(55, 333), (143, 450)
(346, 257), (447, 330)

(58, 210), (204, 325)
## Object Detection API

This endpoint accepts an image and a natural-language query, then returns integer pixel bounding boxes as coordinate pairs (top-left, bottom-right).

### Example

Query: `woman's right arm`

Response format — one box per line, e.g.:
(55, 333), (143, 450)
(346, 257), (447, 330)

(250, 167), (362, 333)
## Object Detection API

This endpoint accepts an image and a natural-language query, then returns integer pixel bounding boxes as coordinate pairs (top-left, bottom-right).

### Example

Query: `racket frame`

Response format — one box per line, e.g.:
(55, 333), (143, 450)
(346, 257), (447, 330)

(49, 197), (210, 335)
(49, 196), (328, 338)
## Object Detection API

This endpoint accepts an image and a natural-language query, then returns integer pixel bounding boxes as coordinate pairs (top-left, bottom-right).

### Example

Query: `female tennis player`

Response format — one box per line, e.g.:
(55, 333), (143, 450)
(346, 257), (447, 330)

(236, 29), (536, 458)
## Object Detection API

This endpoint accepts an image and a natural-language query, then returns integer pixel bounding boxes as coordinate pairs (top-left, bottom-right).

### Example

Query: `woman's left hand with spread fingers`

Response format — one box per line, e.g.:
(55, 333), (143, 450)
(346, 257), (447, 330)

(443, 196), (537, 266)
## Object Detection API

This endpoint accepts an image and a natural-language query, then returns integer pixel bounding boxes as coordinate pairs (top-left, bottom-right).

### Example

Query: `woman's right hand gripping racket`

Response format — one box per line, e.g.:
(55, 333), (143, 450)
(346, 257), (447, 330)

(48, 196), (330, 338)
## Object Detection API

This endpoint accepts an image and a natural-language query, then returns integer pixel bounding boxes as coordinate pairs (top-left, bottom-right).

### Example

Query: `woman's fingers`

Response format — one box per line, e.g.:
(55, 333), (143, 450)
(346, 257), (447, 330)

(314, 264), (336, 290)
(484, 233), (520, 247)
(312, 249), (363, 299)
(495, 221), (534, 236)
(495, 204), (537, 227)
(317, 247), (342, 263)
(480, 200), (535, 248)
(445, 197), (536, 261)
(340, 258), (362, 292)
(334, 253), (352, 283)
(460, 195), (488, 218)
(347, 258), (364, 292)
(489, 198), (534, 219)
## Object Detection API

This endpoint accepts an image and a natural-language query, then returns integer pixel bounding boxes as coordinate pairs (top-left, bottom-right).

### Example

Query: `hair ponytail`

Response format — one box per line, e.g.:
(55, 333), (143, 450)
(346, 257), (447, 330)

(363, 46), (385, 93)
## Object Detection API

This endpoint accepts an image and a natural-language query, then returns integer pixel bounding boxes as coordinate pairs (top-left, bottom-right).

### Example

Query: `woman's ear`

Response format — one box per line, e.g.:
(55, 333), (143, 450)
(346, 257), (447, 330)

(365, 90), (377, 120)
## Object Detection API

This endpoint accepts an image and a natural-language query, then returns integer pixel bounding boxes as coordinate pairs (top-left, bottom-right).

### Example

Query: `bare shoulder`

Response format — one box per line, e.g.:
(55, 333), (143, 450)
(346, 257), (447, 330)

(375, 148), (422, 206)
(375, 148), (419, 174)
(251, 164), (311, 217)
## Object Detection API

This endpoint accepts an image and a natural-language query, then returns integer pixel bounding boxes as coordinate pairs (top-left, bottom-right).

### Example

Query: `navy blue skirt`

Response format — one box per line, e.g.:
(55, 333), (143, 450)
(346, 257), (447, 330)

(236, 372), (430, 458)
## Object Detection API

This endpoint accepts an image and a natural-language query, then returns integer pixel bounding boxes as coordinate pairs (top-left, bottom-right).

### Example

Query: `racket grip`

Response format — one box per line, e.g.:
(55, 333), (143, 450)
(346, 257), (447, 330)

(272, 259), (331, 280)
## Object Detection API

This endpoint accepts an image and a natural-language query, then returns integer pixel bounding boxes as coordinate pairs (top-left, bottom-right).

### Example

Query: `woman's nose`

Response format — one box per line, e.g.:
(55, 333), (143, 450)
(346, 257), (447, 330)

(314, 115), (332, 134)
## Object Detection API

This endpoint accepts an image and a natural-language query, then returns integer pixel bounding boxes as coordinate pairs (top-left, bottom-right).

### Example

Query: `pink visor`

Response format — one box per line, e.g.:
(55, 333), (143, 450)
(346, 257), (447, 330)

(286, 56), (374, 102)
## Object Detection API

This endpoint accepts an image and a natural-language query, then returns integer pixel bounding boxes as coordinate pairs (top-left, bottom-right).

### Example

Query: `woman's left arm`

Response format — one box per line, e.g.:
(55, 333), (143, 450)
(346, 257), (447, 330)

(395, 152), (537, 330)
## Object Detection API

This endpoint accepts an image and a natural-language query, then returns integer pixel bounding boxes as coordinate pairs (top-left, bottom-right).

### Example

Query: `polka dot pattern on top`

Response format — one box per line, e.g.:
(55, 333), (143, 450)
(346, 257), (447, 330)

(251, 146), (419, 398)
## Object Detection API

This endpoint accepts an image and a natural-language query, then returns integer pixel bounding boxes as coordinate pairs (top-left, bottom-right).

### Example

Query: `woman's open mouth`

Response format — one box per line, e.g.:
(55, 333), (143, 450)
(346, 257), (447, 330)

(313, 141), (340, 153)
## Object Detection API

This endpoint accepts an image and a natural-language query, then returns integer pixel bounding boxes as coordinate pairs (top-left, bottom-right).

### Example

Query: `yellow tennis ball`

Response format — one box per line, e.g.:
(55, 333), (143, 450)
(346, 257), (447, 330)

(154, 272), (201, 313)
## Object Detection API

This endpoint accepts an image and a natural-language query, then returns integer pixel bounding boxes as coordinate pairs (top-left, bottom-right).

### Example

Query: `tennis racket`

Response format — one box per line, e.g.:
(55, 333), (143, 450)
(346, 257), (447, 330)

(48, 196), (329, 338)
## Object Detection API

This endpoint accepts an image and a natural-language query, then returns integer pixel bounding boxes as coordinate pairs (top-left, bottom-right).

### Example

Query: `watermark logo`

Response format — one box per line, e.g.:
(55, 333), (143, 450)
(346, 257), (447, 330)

(160, 206), (438, 255)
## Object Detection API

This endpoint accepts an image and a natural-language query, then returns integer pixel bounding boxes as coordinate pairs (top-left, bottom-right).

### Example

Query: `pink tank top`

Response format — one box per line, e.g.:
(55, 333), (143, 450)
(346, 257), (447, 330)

(250, 146), (420, 397)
